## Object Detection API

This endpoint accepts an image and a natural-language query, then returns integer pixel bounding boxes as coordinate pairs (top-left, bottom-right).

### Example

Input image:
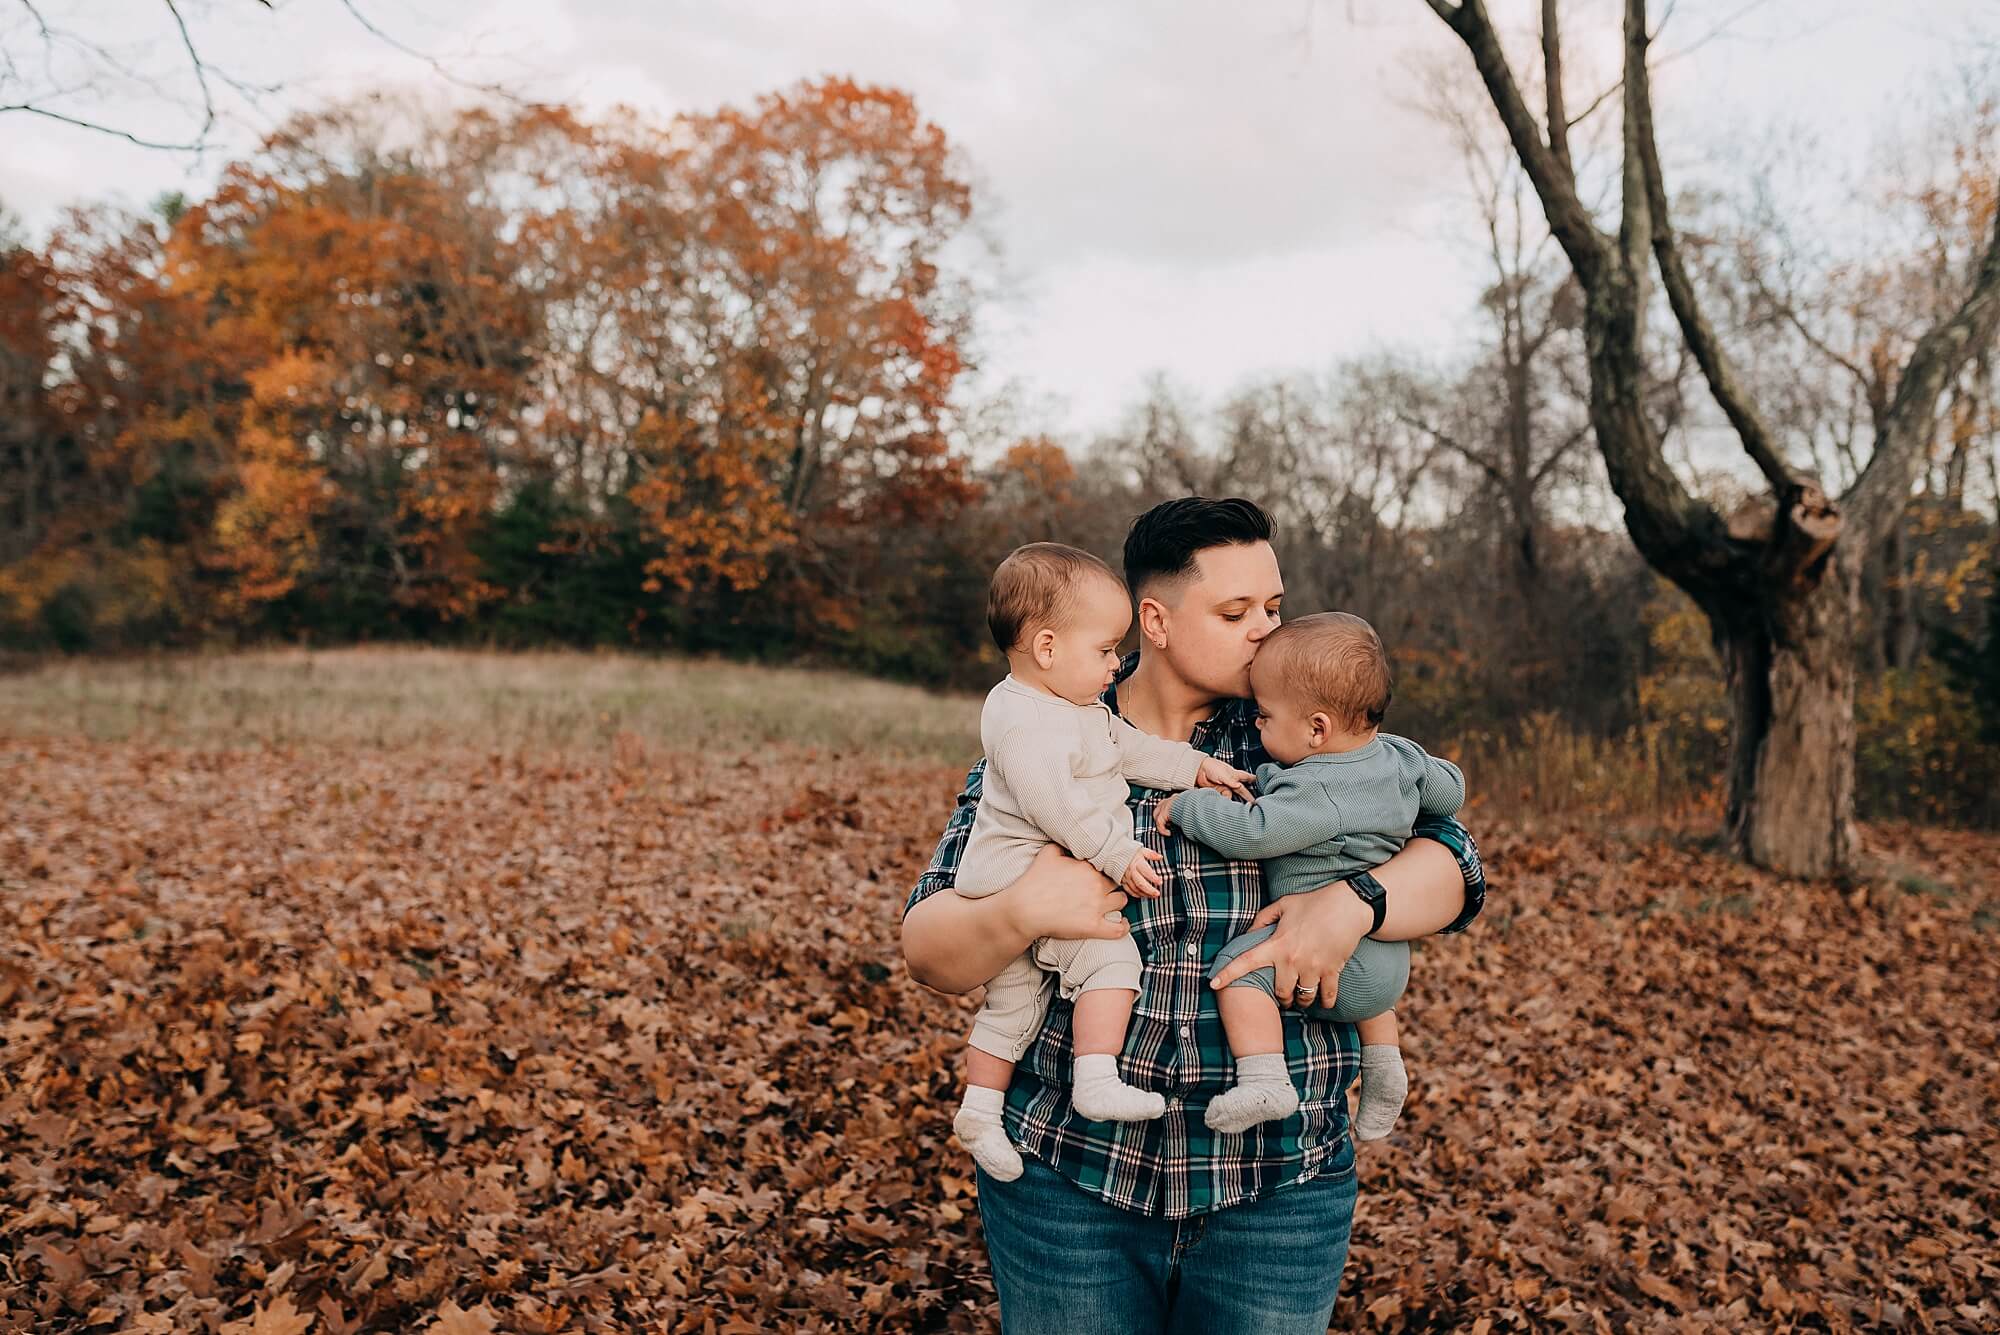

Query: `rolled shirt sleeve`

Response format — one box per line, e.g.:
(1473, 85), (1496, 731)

(1417, 755), (1466, 817)
(1411, 812), (1485, 934)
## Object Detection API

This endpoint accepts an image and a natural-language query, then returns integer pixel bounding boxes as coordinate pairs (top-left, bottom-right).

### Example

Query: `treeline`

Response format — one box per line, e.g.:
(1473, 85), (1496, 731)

(2, 82), (981, 665)
(2, 81), (1995, 824)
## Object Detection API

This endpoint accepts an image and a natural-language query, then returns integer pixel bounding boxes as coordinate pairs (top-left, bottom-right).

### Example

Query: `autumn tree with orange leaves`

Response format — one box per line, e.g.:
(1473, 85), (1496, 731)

(174, 105), (542, 624)
(0, 79), (983, 650)
(625, 80), (980, 626)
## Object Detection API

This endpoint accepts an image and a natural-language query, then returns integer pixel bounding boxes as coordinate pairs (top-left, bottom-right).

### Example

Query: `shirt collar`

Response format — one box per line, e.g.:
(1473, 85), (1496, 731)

(1101, 651), (1258, 734)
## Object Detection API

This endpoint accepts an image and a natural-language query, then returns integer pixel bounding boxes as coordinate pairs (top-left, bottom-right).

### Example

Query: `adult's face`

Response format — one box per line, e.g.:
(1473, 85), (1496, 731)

(1139, 540), (1284, 700)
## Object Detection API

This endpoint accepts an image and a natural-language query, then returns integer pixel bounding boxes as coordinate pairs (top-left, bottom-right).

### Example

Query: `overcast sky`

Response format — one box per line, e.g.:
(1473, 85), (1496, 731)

(2, 0), (1990, 442)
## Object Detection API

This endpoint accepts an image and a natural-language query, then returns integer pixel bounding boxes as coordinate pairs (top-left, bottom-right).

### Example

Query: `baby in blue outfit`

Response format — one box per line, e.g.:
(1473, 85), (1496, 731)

(1158, 611), (1465, 1139)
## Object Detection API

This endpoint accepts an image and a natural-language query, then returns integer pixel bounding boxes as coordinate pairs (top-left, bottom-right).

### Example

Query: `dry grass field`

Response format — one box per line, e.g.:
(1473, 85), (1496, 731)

(0, 647), (983, 763)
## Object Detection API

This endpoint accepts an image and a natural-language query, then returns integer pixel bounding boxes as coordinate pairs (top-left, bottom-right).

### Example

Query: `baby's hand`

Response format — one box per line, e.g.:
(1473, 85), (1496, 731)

(1195, 757), (1256, 801)
(1121, 848), (1166, 898)
(1153, 792), (1180, 834)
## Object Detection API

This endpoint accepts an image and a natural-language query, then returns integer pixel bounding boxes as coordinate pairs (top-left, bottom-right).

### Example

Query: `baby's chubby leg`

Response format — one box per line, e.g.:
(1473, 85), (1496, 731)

(1199, 928), (1302, 1133)
(1071, 986), (1138, 1056)
(1356, 1009), (1398, 1048)
(1071, 989), (1166, 1122)
(1203, 983), (1300, 1133)
(955, 954), (1053, 1182)
(955, 1044), (1025, 1181)
(1353, 1009), (1407, 1142)
(1036, 935), (1164, 1123)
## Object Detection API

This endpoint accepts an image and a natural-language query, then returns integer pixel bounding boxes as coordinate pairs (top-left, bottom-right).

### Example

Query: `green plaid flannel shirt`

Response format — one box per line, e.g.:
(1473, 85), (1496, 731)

(904, 656), (1486, 1219)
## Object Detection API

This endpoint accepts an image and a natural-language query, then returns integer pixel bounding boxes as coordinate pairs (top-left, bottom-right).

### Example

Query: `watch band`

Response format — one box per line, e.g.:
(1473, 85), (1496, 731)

(1347, 869), (1388, 936)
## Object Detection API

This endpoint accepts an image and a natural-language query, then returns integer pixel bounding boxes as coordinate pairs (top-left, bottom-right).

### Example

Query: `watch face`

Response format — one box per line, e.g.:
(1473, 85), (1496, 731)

(1348, 872), (1387, 931)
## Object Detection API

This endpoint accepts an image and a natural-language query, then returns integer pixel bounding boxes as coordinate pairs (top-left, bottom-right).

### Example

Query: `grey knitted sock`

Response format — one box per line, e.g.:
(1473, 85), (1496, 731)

(1204, 1052), (1299, 1134)
(1353, 1044), (1407, 1141)
(1071, 1053), (1166, 1122)
(954, 1085), (1023, 1181)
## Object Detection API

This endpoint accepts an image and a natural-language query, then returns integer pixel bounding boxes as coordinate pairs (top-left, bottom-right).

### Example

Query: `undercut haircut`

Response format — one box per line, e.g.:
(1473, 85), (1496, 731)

(1260, 612), (1393, 730)
(987, 542), (1122, 653)
(1122, 496), (1274, 601)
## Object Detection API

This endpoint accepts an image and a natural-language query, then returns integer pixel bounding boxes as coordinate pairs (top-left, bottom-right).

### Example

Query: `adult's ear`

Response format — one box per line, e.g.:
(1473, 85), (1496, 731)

(1136, 595), (1170, 649)
(1033, 627), (1058, 668)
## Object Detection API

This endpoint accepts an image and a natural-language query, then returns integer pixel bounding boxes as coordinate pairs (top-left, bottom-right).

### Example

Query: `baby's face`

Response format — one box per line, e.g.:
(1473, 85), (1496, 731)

(1249, 656), (1319, 766)
(1044, 576), (1132, 706)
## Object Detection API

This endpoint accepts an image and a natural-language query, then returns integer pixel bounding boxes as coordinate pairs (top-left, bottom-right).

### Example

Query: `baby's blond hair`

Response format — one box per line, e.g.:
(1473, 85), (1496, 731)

(987, 542), (1122, 653)
(1258, 612), (1392, 729)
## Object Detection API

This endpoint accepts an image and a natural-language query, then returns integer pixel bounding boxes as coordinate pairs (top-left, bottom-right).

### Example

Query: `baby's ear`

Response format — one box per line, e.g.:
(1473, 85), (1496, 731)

(1032, 627), (1058, 663)
(1309, 711), (1333, 740)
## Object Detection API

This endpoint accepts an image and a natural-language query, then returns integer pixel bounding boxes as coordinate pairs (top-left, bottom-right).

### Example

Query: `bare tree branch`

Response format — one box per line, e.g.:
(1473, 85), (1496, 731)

(0, 99), (207, 150)
(16, 0), (52, 39)
(1847, 200), (2000, 547)
(1392, 409), (1510, 488)
(1428, 0), (1728, 592)
(161, 0), (216, 145)
(1541, 0), (1571, 175)
(1, 0), (513, 152)
(1531, 420), (1595, 488)
(1742, 263), (1877, 401)
(1616, 0), (1654, 284)
(1651, 0), (1784, 72)
(335, 0), (528, 104)
(1429, 0), (1610, 286)
(1563, 78), (1623, 133)
(1626, 0), (1793, 496)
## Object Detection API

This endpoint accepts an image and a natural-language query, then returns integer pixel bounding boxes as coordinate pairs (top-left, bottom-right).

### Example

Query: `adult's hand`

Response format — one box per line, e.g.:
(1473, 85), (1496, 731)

(1007, 843), (1130, 942)
(1208, 879), (1372, 1009)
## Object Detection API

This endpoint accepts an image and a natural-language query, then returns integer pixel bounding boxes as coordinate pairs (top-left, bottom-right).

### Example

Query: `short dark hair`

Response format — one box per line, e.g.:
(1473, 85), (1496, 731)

(987, 542), (1122, 653)
(1122, 497), (1274, 599)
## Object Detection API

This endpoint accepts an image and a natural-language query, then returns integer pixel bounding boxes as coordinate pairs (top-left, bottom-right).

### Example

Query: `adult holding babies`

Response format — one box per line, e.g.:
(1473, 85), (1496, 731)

(902, 497), (1487, 1334)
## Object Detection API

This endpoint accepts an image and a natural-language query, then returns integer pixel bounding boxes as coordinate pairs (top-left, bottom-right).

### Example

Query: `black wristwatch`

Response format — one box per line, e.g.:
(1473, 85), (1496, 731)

(1347, 870), (1388, 936)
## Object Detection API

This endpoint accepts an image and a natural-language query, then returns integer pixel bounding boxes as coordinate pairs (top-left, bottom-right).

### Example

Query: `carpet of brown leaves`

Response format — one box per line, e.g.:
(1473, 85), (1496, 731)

(2, 735), (1996, 1332)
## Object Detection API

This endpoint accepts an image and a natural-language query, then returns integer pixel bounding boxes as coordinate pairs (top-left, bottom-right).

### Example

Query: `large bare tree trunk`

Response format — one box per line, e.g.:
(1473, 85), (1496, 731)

(1424, 0), (2000, 876)
(1713, 570), (1859, 877)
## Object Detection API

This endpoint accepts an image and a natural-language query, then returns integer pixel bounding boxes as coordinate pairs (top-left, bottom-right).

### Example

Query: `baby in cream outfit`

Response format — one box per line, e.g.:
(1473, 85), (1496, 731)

(950, 543), (1252, 1181)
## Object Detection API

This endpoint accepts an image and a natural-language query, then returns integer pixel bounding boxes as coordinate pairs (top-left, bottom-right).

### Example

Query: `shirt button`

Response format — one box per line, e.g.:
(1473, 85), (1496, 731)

(1179, 1025), (1192, 1039)
(1185, 943), (1198, 957)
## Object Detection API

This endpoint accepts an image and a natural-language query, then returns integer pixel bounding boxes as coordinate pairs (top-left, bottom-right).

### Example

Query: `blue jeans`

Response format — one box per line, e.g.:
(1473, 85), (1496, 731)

(975, 1160), (1358, 1334)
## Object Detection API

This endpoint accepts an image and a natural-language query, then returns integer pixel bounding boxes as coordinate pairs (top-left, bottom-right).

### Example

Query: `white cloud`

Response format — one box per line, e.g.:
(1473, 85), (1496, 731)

(1, 0), (1988, 442)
